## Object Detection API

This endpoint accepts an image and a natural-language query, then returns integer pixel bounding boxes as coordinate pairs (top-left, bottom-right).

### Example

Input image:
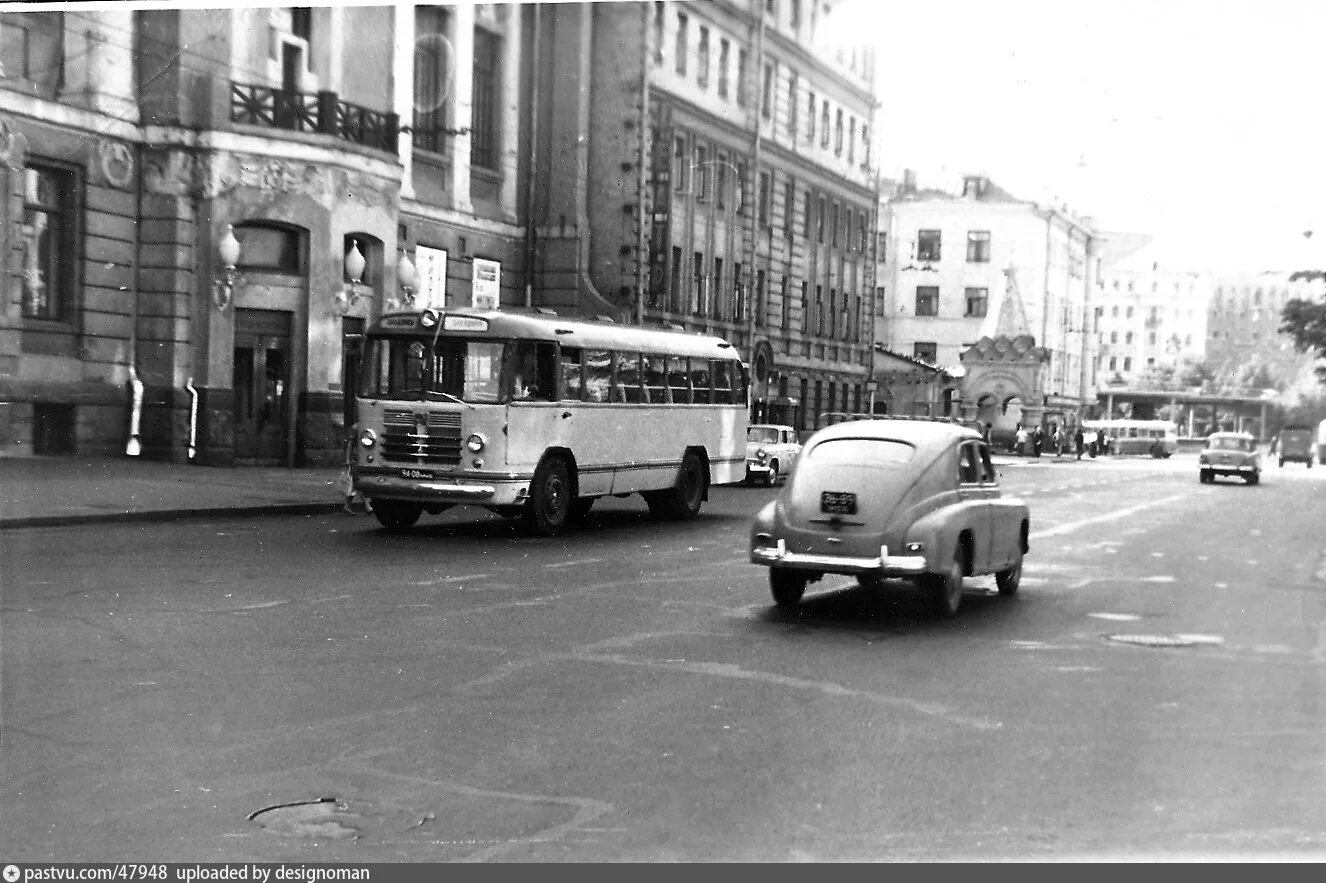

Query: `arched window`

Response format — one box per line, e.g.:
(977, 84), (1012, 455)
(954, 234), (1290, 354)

(234, 222), (304, 274)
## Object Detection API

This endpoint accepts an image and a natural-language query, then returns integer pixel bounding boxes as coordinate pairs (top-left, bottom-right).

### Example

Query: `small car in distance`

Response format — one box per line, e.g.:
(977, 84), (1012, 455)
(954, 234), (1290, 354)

(748, 418), (1029, 618)
(745, 424), (801, 485)
(1199, 431), (1263, 484)
(1276, 424), (1315, 468)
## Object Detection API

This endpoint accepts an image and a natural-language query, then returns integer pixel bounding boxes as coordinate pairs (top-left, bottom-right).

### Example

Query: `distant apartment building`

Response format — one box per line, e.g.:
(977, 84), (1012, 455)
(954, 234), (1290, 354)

(0, 1), (878, 462)
(1205, 271), (1322, 393)
(876, 172), (1098, 430)
(1093, 232), (1209, 385)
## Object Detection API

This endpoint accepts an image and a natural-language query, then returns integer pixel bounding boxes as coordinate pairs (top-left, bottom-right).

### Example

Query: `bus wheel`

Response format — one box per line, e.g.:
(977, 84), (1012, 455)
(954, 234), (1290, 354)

(524, 456), (572, 536)
(373, 500), (422, 531)
(652, 451), (706, 520)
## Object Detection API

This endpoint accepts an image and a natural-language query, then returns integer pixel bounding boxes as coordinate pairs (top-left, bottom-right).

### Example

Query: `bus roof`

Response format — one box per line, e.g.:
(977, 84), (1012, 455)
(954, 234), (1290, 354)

(368, 308), (743, 361)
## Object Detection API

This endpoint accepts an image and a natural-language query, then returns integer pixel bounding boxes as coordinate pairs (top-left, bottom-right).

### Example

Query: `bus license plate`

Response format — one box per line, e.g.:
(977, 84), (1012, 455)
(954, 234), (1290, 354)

(820, 491), (857, 515)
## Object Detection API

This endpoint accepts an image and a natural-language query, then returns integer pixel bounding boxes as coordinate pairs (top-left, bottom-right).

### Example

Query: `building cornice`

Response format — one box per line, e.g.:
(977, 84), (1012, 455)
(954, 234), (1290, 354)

(0, 91), (141, 142)
(142, 125), (403, 182)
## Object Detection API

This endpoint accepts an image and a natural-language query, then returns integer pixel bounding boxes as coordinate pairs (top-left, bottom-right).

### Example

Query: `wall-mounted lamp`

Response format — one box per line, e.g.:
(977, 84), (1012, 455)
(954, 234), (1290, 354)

(336, 239), (369, 312)
(394, 251), (418, 310)
(212, 224), (241, 310)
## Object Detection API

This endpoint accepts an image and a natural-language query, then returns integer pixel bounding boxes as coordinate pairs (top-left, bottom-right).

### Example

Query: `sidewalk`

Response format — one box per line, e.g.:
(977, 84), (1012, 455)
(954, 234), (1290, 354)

(0, 455), (346, 530)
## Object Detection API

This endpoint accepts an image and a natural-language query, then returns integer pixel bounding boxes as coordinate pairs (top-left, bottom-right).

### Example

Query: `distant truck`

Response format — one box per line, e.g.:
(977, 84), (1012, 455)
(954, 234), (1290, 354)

(1277, 423), (1316, 468)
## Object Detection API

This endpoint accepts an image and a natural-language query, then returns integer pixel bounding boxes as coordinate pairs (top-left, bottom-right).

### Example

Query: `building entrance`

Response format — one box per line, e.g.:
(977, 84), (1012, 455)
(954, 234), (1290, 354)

(233, 309), (292, 465)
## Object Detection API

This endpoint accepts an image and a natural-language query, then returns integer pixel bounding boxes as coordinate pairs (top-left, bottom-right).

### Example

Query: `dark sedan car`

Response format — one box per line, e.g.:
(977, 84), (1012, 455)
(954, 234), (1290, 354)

(749, 418), (1029, 618)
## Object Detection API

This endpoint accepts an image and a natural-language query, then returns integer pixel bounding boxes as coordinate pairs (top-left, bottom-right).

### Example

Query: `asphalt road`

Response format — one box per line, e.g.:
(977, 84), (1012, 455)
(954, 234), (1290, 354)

(3, 453), (1326, 861)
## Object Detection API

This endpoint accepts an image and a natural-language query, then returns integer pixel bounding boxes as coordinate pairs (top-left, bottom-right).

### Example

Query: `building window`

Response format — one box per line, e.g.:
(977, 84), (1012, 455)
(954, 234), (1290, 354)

(736, 160), (749, 214)
(697, 26), (709, 88)
(653, 2), (665, 63)
(848, 116), (856, 164)
(716, 154), (728, 209)
(675, 12), (688, 75)
(672, 136), (687, 192)
(1110, 331), (1118, 343)
(917, 229), (941, 262)
(820, 100), (830, 148)
(1148, 332), (1157, 345)
(1, 11), (65, 98)
(803, 190), (813, 239)
(913, 342), (937, 363)
(736, 48), (748, 106)
(790, 0), (801, 28)
(717, 38), (730, 98)
(1109, 356), (1117, 371)
(860, 124), (870, 167)
(470, 27), (500, 170)
(692, 251), (704, 315)
(806, 91), (816, 143)
(20, 161), (79, 321)
(758, 171), (771, 226)
(876, 231), (887, 261)
(816, 196), (826, 243)
(966, 230), (991, 262)
(1125, 332), (1133, 344)
(695, 144), (708, 200)
(964, 287), (988, 318)
(733, 263), (743, 321)
(761, 61), (774, 119)
(755, 269), (767, 325)
(781, 276), (791, 328)
(787, 70), (799, 135)
(711, 257), (723, 318)
(1123, 357), (1132, 371)
(234, 223), (302, 274)
(412, 6), (453, 154)
(830, 200), (839, 247)
(915, 286), (938, 316)
(670, 246), (683, 312)
(783, 178), (796, 239)
(815, 285), (824, 335)
(801, 281), (810, 332)
(858, 211), (868, 253)
(833, 108), (843, 155)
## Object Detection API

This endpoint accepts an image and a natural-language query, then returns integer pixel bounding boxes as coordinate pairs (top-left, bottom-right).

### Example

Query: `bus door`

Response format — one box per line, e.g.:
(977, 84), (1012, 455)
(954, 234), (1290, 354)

(504, 339), (564, 472)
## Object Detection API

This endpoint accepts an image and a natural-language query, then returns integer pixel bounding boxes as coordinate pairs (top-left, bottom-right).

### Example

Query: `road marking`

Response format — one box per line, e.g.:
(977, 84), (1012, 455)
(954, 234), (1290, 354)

(1029, 494), (1187, 540)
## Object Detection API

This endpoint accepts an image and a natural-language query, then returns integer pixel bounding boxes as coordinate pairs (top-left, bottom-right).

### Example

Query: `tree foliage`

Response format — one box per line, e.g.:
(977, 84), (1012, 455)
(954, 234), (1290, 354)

(1280, 277), (1326, 384)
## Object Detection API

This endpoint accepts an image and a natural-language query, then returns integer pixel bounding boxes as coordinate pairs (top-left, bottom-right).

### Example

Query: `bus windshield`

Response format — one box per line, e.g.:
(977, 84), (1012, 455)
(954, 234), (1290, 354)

(359, 336), (507, 403)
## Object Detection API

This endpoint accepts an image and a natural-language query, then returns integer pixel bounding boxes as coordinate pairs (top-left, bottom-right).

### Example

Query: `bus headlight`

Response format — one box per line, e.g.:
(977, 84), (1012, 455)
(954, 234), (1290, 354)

(421, 309), (439, 327)
(465, 433), (487, 453)
(359, 428), (377, 448)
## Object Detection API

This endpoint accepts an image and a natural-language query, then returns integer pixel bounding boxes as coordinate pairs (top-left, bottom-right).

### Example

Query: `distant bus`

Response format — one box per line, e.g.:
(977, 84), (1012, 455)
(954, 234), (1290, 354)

(1081, 419), (1179, 458)
(351, 308), (748, 535)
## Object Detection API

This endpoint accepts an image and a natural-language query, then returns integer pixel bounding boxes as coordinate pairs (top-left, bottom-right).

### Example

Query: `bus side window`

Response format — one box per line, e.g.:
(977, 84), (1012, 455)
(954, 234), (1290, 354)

(510, 341), (555, 401)
(691, 361), (712, 404)
(711, 360), (733, 404)
(559, 347), (584, 401)
(584, 349), (611, 402)
(643, 354), (667, 404)
(667, 357), (692, 404)
(614, 352), (644, 403)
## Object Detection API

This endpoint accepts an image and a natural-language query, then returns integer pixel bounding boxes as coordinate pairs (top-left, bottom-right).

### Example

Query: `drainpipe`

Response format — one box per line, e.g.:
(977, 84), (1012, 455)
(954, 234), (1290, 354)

(523, 3), (541, 309)
(633, 0), (650, 326)
(186, 376), (199, 460)
(744, 7), (767, 408)
(124, 140), (144, 456)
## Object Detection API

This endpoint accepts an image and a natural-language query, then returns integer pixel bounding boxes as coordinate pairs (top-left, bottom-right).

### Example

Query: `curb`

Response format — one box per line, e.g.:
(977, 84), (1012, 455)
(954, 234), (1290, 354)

(0, 502), (345, 531)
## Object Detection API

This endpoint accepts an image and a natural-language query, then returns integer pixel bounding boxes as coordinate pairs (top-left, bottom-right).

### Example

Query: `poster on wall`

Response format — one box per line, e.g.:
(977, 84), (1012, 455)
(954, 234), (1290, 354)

(472, 258), (500, 310)
(415, 246), (447, 309)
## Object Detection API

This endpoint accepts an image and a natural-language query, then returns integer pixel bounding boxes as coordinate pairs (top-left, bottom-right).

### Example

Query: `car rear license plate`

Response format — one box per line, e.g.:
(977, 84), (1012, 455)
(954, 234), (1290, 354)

(821, 491), (857, 515)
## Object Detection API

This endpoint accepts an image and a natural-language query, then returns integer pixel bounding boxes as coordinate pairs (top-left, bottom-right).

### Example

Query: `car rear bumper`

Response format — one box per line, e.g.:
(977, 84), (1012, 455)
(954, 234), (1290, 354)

(1202, 463), (1257, 474)
(749, 542), (927, 576)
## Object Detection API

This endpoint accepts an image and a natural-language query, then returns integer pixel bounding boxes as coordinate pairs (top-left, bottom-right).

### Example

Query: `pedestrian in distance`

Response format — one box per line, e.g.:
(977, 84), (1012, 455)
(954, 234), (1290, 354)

(1015, 423), (1029, 457)
(1032, 425), (1043, 458)
(1074, 426), (1085, 460)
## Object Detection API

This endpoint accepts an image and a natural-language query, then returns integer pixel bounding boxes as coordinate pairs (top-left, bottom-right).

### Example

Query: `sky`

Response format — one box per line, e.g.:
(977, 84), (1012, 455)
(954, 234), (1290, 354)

(825, 0), (1326, 273)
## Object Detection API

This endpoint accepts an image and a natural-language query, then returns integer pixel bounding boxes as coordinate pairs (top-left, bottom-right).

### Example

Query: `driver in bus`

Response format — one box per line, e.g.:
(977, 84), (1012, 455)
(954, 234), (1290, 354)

(512, 344), (550, 401)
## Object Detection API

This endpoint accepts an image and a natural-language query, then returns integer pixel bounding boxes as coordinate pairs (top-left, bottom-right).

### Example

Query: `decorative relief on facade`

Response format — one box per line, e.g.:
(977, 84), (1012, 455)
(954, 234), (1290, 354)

(142, 149), (199, 196)
(140, 148), (397, 211)
(97, 139), (135, 189)
(0, 116), (30, 171)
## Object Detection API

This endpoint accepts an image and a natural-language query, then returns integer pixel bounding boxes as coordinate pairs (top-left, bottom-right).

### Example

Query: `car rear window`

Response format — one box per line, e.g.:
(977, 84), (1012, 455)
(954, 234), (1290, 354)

(1208, 437), (1253, 451)
(807, 437), (915, 465)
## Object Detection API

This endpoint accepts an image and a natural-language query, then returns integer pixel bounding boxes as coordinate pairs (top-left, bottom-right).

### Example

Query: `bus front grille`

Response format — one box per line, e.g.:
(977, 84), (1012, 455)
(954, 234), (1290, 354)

(381, 409), (463, 465)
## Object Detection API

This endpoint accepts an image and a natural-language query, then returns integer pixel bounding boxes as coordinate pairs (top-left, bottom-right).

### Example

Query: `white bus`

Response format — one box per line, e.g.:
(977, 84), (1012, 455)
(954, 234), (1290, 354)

(1081, 419), (1179, 457)
(351, 308), (748, 535)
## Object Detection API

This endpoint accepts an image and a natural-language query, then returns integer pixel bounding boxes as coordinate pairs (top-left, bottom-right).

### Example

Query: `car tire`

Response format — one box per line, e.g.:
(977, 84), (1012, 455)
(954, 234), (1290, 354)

(766, 461), (779, 486)
(372, 500), (422, 531)
(770, 568), (807, 608)
(523, 456), (572, 536)
(925, 543), (965, 619)
(1246, 471), (1260, 486)
(1199, 469), (1212, 484)
(995, 549), (1022, 596)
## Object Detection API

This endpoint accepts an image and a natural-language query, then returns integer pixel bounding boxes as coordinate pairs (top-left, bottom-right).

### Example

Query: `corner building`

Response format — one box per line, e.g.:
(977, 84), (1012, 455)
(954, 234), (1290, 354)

(0, 2), (877, 465)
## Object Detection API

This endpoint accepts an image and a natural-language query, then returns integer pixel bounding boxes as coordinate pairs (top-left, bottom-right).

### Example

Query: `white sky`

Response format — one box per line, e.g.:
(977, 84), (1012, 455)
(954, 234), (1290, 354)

(826, 0), (1326, 272)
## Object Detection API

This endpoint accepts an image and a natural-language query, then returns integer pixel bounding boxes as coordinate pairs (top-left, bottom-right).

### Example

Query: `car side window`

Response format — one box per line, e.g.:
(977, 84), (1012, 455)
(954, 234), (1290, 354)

(958, 443), (980, 484)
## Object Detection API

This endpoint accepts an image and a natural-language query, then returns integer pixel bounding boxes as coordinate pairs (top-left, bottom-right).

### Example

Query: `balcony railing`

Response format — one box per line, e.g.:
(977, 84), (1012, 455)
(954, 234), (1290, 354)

(230, 81), (399, 154)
